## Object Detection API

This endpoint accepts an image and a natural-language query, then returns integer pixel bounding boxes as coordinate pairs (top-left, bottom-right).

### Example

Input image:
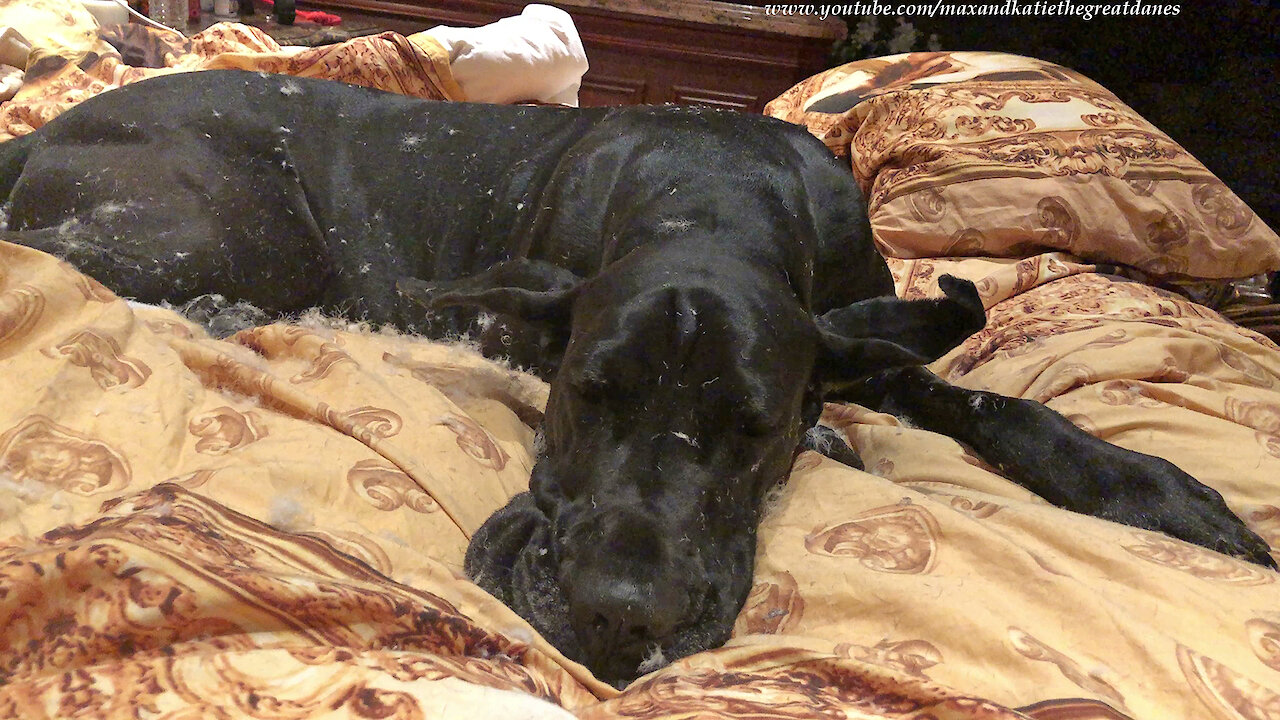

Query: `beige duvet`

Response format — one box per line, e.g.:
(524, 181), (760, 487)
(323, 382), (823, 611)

(0, 26), (1278, 720)
(3, 238), (1280, 719)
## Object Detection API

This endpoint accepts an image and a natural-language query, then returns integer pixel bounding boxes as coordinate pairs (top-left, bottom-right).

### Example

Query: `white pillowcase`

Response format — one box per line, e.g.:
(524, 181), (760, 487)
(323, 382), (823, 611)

(424, 4), (589, 107)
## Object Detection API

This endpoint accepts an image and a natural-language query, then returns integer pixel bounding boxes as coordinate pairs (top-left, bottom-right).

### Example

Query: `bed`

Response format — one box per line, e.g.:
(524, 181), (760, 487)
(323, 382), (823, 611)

(1, 7), (1278, 719)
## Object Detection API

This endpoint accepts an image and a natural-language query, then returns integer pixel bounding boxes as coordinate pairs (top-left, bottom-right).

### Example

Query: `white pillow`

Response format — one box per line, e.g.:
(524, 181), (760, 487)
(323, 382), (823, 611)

(424, 4), (589, 107)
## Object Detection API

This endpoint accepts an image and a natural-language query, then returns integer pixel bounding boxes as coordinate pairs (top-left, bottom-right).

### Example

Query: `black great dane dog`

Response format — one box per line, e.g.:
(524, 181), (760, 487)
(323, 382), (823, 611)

(0, 71), (1272, 685)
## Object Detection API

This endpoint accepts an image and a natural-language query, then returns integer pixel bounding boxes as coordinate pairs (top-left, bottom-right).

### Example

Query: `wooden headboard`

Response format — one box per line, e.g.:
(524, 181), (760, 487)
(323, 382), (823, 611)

(297, 0), (846, 112)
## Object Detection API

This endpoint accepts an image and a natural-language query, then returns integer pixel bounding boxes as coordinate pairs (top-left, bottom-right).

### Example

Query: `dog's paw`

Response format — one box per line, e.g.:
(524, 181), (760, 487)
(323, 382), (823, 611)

(801, 424), (863, 470)
(177, 293), (271, 337)
(1090, 451), (1276, 569)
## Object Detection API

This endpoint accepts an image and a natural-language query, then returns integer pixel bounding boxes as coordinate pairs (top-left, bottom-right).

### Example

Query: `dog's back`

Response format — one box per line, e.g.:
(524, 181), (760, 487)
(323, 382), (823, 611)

(0, 72), (588, 323)
(0, 70), (890, 328)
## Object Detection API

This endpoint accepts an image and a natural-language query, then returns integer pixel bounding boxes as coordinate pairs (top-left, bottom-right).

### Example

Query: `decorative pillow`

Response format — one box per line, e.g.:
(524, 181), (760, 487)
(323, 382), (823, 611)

(765, 51), (1280, 280)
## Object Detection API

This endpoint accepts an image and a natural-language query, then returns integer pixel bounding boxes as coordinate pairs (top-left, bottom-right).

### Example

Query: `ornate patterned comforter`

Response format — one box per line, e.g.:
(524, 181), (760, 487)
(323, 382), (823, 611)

(0, 31), (1278, 720)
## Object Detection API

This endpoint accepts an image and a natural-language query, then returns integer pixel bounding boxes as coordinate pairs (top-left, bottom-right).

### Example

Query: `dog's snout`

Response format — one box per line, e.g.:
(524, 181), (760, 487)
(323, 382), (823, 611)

(559, 505), (710, 679)
(569, 577), (685, 649)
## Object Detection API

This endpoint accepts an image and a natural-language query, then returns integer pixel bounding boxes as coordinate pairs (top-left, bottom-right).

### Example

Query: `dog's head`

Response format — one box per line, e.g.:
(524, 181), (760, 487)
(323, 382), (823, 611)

(403, 257), (983, 685)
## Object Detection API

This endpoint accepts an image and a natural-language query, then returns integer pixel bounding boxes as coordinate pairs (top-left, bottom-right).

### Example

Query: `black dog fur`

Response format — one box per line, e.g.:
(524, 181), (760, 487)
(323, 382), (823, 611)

(0, 71), (1271, 686)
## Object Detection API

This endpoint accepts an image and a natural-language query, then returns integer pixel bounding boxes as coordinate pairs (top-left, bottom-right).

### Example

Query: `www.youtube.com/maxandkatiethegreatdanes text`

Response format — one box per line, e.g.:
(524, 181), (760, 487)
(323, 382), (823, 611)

(763, 1), (1181, 20)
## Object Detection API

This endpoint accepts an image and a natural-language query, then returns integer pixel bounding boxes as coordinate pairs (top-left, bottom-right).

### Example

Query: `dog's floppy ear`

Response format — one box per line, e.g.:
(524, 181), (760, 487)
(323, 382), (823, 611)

(415, 282), (574, 323)
(816, 274), (985, 390)
(398, 259), (582, 377)
(397, 258), (581, 321)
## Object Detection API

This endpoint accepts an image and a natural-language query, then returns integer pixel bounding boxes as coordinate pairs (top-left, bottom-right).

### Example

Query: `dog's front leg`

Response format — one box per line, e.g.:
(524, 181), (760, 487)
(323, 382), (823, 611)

(849, 366), (1276, 568)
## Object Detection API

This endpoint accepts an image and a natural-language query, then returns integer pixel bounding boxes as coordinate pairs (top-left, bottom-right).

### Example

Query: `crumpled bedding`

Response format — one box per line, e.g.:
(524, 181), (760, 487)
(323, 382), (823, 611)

(0, 20), (463, 142)
(0, 0), (591, 140)
(2, 43), (1280, 720)
(0, 240), (1152, 720)
(4, 225), (1280, 720)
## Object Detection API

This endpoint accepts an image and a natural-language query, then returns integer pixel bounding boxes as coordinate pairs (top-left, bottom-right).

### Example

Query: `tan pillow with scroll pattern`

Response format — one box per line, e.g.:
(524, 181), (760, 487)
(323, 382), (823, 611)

(765, 51), (1280, 280)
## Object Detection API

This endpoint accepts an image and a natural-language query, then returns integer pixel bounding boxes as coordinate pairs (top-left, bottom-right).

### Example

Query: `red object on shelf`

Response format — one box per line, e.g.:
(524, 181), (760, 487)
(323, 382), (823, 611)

(189, 0), (200, 21)
(260, 0), (341, 26)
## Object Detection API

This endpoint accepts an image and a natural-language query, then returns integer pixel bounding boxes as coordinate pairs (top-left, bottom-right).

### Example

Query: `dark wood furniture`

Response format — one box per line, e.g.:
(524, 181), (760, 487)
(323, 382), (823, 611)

(191, 10), (387, 45)
(285, 0), (844, 112)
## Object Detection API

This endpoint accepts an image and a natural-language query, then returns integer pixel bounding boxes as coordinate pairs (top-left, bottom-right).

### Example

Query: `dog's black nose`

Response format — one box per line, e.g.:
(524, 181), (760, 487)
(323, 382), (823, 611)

(567, 571), (692, 683)
(570, 576), (684, 647)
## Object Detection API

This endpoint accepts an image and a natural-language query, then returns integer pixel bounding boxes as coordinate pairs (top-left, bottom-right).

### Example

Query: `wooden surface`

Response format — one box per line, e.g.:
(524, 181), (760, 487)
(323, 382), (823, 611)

(188, 5), (387, 46)
(294, 0), (843, 111)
